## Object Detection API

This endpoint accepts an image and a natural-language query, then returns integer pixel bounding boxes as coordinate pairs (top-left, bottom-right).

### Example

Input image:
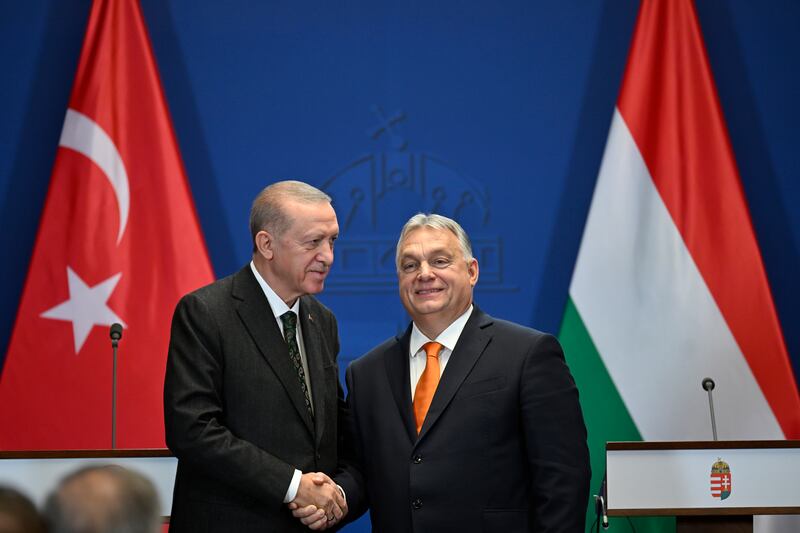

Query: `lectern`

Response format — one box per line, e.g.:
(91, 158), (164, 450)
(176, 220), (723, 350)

(0, 449), (177, 520)
(606, 441), (800, 533)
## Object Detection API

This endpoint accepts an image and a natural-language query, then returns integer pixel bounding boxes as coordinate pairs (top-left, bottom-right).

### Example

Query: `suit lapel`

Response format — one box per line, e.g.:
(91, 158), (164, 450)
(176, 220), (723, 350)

(232, 267), (314, 435)
(384, 325), (417, 443)
(417, 307), (493, 441)
(299, 299), (327, 446)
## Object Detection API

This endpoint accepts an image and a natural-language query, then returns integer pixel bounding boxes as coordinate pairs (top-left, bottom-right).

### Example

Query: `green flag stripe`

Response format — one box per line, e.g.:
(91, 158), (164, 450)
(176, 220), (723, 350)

(559, 297), (675, 533)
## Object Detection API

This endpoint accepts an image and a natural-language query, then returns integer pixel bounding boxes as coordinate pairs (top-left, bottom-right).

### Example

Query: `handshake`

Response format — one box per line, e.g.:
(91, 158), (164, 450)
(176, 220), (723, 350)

(288, 472), (348, 530)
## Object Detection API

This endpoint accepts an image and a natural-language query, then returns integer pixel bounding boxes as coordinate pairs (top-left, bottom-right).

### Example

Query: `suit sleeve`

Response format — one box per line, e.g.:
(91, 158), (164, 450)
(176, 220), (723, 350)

(164, 292), (295, 507)
(520, 333), (591, 532)
(333, 363), (369, 523)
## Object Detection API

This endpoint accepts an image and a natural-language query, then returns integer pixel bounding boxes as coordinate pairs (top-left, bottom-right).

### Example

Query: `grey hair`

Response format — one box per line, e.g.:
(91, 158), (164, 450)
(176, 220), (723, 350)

(249, 180), (332, 252)
(395, 213), (474, 269)
(44, 465), (160, 533)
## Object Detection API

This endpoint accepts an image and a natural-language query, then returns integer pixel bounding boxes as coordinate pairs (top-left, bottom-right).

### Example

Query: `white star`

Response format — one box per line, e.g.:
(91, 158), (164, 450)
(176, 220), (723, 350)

(41, 266), (126, 354)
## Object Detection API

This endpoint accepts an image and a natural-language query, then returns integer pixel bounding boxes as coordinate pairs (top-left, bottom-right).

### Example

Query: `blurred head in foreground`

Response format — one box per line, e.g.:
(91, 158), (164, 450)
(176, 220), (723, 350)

(0, 486), (44, 533)
(44, 465), (159, 533)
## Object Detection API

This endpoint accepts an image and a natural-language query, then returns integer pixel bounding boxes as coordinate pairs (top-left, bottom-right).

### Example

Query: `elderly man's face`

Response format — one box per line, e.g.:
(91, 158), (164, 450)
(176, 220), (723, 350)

(397, 227), (478, 330)
(267, 200), (338, 304)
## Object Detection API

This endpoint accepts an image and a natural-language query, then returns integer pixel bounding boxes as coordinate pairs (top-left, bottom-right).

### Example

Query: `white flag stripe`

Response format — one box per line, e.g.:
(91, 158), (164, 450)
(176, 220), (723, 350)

(59, 108), (130, 244)
(569, 109), (782, 441)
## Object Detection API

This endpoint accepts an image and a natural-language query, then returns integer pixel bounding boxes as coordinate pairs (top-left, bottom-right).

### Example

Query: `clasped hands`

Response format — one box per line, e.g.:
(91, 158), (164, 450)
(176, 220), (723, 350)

(288, 472), (347, 530)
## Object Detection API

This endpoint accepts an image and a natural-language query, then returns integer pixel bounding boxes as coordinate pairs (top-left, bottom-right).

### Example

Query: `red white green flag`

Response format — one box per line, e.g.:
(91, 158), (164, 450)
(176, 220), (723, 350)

(559, 0), (800, 530)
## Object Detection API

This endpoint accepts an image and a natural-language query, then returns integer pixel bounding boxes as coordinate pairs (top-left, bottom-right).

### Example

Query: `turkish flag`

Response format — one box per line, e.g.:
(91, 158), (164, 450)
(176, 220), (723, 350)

(0, 0), (214, 449)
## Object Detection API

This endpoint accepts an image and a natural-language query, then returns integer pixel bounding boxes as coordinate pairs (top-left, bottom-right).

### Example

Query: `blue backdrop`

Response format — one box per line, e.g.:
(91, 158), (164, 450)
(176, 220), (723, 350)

(2, 1), (799, 530)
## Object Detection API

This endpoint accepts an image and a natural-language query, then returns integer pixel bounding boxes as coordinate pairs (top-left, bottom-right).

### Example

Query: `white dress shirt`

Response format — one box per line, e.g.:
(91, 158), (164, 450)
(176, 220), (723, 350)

(249, 261), (312, 503)
(409, 305), (474, 399)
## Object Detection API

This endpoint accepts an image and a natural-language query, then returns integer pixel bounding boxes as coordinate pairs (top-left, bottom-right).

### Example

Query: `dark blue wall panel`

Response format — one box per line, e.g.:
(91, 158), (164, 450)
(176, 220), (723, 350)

(2, 2), (798, 530)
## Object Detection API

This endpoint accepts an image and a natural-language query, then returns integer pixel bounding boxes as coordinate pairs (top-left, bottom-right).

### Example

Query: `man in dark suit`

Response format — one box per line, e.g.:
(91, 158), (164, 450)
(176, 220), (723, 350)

(298, 213), (590, 532)
(164, 180), (347, 532)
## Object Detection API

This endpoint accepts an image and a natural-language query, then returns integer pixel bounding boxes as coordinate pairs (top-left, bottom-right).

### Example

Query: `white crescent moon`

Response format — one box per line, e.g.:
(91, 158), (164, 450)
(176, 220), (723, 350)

(58, 108), (130, 245)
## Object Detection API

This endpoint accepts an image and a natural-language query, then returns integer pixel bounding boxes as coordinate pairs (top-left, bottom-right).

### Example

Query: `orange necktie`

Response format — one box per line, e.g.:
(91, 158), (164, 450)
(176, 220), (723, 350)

(413, 341), (443, 434)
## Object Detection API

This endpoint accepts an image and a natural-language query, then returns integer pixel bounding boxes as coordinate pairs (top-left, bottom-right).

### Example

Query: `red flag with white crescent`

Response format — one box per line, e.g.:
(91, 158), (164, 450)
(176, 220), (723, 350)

(0, 0), (214, 449)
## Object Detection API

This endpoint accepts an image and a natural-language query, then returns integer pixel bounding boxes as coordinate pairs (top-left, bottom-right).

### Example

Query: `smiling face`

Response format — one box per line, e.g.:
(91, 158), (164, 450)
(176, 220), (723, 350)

(255, 199), (339, 305)
(397, 226), (479, 338)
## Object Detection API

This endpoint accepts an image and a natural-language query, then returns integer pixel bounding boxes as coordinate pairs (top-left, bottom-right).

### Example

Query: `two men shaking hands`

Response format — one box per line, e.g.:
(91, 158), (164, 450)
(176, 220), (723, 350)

(165, 181), (590, 533)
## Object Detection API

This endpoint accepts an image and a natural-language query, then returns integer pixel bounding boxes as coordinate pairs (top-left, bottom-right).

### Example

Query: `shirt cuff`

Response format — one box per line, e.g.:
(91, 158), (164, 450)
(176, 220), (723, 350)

(283, 469), (302, 503)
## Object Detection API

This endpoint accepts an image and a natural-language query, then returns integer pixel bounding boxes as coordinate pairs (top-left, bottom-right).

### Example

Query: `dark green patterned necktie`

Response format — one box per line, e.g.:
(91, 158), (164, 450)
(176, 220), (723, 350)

(280, 311), (313, 420)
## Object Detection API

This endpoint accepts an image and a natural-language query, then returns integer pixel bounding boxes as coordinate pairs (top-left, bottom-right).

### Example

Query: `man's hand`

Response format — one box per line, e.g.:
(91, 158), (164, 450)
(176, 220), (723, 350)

(288, 473), (347, 530)
(290, 503), (329, 530)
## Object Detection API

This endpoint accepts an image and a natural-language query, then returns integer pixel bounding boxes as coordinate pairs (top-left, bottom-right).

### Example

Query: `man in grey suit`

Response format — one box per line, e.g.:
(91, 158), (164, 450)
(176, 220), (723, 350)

(164, 180), (347, 532)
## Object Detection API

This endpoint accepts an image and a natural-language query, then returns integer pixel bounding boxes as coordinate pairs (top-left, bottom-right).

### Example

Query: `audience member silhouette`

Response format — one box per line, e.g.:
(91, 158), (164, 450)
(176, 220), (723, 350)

(44, 465), (159, 533)
(0, 486), (44, 533)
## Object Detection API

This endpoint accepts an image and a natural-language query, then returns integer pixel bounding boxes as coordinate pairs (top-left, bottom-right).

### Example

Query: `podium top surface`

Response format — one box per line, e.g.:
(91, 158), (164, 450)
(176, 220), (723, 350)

(0, 449), (172, 459)
(606, 440), (800, 515)
(607, 440), (800, 451)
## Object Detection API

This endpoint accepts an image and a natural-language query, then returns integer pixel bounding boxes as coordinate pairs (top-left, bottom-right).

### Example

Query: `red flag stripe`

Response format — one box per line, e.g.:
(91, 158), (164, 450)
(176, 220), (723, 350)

(0, 0), (214, 449)
(617, 0), (800, 437)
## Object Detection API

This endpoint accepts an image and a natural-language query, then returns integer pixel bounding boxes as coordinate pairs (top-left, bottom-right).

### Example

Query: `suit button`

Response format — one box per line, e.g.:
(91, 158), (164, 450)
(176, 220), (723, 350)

(412, 498), (422, 510)
(316, 453), (321, 460)
(412, 455), (422, 464)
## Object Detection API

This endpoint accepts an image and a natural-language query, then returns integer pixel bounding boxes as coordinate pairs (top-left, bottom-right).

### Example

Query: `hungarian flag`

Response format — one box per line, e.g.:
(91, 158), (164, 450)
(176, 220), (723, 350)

(559, 0), (800, 530)
(0, 0), (214, 449)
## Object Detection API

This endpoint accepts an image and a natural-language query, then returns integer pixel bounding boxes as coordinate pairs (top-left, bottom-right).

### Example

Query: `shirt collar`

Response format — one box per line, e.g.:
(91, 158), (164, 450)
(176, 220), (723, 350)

(250, 260), (300, 318)
(409, 304), (474, 357)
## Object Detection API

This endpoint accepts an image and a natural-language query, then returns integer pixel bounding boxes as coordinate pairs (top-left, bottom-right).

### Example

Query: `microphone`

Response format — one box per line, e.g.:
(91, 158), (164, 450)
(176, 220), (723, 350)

(109, 323), (123, 448)
(702, 377), (718, 441)
(593, 473), (609, 530)
(110, 322), (123, 346)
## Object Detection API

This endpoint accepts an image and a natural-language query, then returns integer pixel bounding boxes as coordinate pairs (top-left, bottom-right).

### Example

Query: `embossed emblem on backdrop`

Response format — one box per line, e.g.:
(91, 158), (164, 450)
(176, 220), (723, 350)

(321, 106), (513, 293)
(709, 458), (732, 500)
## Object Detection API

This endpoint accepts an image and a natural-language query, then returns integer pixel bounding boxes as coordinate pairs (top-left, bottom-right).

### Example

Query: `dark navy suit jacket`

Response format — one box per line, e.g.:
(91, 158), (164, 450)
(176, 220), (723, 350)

(337, 306), (590, 532)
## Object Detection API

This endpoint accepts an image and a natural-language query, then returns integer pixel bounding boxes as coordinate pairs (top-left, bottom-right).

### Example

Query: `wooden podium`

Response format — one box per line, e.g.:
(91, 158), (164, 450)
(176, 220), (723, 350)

(606, 441), (800, 532)
(0, 449), (177, 520)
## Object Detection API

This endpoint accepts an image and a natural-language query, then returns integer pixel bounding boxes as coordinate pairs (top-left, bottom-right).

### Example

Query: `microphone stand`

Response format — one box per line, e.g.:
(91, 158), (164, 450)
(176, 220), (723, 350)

(112, 335), (118, 449)
(110, 324), (123, 449)
(702, 377), (718, 441)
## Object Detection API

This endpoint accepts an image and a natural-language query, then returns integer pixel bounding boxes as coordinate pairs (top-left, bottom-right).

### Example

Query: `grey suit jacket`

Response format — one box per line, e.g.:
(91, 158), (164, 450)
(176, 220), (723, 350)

(337, 306), (590, 532)
(164, 266), (343, 533)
